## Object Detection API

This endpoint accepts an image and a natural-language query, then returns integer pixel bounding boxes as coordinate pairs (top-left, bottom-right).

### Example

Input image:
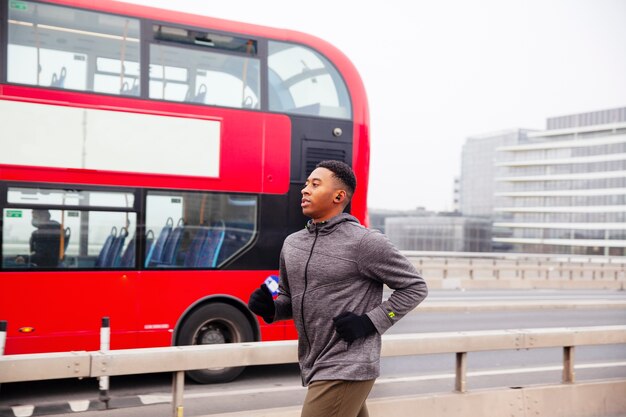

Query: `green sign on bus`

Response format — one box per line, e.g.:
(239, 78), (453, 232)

(6, 210), (23, 218)
(10, 1), (28, 11)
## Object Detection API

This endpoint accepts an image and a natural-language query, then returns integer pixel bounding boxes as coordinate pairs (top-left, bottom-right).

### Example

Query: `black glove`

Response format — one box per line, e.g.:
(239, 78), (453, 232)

(333, 312), (376, 342)
(248, 284), (275, 323)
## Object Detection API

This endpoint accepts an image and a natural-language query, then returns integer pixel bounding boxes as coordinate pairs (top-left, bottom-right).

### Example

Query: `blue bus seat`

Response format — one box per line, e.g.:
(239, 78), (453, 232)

(183, 226), (209, 267)
(120, 78), (139, 95)
(194, 84), (207, 103)
(51, 67), (67, 88)
(216, 222), (254, 265)
(196, 220), (226, 268)
(121, 230), (154, 268)
(95, 226), (117, 267)
(159, 218), (185, 266)
(107, 227), (128, 267)
(145, 218), (174, 267)
(145, 230), (154, 259)
(119, 234), (135, 267)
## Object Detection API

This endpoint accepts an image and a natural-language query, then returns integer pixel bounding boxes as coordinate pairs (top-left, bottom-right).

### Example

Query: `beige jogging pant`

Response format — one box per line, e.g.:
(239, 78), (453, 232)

(301, 379), (376, 417)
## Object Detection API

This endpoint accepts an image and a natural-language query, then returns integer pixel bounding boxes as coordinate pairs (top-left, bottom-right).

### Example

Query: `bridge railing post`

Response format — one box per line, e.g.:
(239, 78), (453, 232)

(455, 351), (467, 393)
(173, 370), (185, 417)
(563, 346), (575, 383)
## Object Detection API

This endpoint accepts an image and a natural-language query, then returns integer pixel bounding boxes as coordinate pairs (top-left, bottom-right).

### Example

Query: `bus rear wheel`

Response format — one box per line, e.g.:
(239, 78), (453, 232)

(178, 303), (254, 383)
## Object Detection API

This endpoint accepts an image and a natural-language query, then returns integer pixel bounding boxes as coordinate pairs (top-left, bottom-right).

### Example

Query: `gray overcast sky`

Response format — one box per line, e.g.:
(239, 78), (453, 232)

(126, 0), (626, 211)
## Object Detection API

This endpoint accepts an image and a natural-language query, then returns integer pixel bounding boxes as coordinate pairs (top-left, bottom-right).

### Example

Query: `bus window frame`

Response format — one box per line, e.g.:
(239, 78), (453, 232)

(1, 182), (262, 271)
(3, 0), (269, 112)
(0, 0), (7, 83)
(4, 0), (144, 96)
(0, 181), (142, 271)
(146, 19), (263, 111)
(266, 39), (353, 121)
(2, 1), (353, 120)
(142, 187), (260, 270)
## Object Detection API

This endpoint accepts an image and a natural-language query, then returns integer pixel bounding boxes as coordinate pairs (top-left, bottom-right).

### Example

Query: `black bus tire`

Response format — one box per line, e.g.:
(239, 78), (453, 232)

(178, 302), (254, 383)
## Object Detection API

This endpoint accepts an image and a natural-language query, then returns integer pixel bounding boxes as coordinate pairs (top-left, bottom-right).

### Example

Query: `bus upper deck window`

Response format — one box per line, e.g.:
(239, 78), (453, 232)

(149, 26), (260, 109)
(7, 1), (140, 96)
(268, 41), (352, 120)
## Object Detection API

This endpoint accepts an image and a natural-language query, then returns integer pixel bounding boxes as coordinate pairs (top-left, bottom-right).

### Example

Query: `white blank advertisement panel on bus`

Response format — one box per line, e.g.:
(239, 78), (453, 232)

(0, 100), (221, 178)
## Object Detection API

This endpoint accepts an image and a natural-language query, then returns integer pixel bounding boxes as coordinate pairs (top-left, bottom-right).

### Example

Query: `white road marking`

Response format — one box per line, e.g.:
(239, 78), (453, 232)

(139, 394), (172, 404)
(11, 405), (35, 417)
(68, 400), (90, 412)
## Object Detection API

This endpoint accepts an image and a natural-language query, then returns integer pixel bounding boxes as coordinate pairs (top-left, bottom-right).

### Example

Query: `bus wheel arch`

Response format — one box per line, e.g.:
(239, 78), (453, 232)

(175, 296), (260, 384)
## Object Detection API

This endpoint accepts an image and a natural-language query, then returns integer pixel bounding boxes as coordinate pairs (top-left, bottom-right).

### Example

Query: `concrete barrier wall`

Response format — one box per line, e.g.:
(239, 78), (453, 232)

(425, 277), (625, 290)
(368, 380), (626, 417)
(403, 252), (626, 290)
(199, 380), (626, 417)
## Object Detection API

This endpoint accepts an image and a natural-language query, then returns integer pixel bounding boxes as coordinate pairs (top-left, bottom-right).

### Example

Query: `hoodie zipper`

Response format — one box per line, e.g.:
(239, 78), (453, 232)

(301, 227), (319, 361)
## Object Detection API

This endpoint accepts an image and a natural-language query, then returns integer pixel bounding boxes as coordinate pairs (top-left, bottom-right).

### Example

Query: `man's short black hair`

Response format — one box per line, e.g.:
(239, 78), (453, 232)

(316, 160), (357, 197)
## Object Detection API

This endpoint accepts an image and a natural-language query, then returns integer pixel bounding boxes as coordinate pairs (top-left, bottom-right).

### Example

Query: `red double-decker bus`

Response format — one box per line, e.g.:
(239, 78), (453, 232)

(0, 0), (369, 382)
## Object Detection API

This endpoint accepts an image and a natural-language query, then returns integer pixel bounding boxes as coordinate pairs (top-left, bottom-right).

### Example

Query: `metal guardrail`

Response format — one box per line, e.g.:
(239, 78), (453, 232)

(415, 299), (626, 312)
(402, 251), (626, 263)
(403, 252), (626, 281)
(1, 325), (625, 417)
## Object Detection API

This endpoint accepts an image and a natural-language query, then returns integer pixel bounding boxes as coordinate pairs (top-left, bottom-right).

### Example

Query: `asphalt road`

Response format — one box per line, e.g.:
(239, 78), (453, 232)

(1, 289), (625, 417)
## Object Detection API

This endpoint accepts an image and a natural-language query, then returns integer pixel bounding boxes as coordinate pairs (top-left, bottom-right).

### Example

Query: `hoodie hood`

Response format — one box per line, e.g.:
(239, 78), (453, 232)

(305, 212), (360, 235)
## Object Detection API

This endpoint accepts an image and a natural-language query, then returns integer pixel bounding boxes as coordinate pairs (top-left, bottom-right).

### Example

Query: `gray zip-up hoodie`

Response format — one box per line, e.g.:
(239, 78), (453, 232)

(273, 213), (428, 386)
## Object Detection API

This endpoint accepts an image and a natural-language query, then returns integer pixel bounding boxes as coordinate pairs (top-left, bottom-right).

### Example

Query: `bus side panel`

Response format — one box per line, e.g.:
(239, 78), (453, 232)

(135, 270), (286, 346)
(0, 270), (139, 354)
(0, 269), (291, 354)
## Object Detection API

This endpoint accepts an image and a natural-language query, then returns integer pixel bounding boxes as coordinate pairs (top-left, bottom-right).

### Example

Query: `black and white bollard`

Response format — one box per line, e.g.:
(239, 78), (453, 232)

(0, 320), (6, 393)
(0, 321), (6, 356)
(99, 317), (110, 406)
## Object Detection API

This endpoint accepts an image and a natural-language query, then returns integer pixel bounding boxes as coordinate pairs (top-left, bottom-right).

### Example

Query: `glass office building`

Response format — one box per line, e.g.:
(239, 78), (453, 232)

(460, 129), (532, 217)
(493, 107), (626, 256)
(386, 215), (492, 252)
